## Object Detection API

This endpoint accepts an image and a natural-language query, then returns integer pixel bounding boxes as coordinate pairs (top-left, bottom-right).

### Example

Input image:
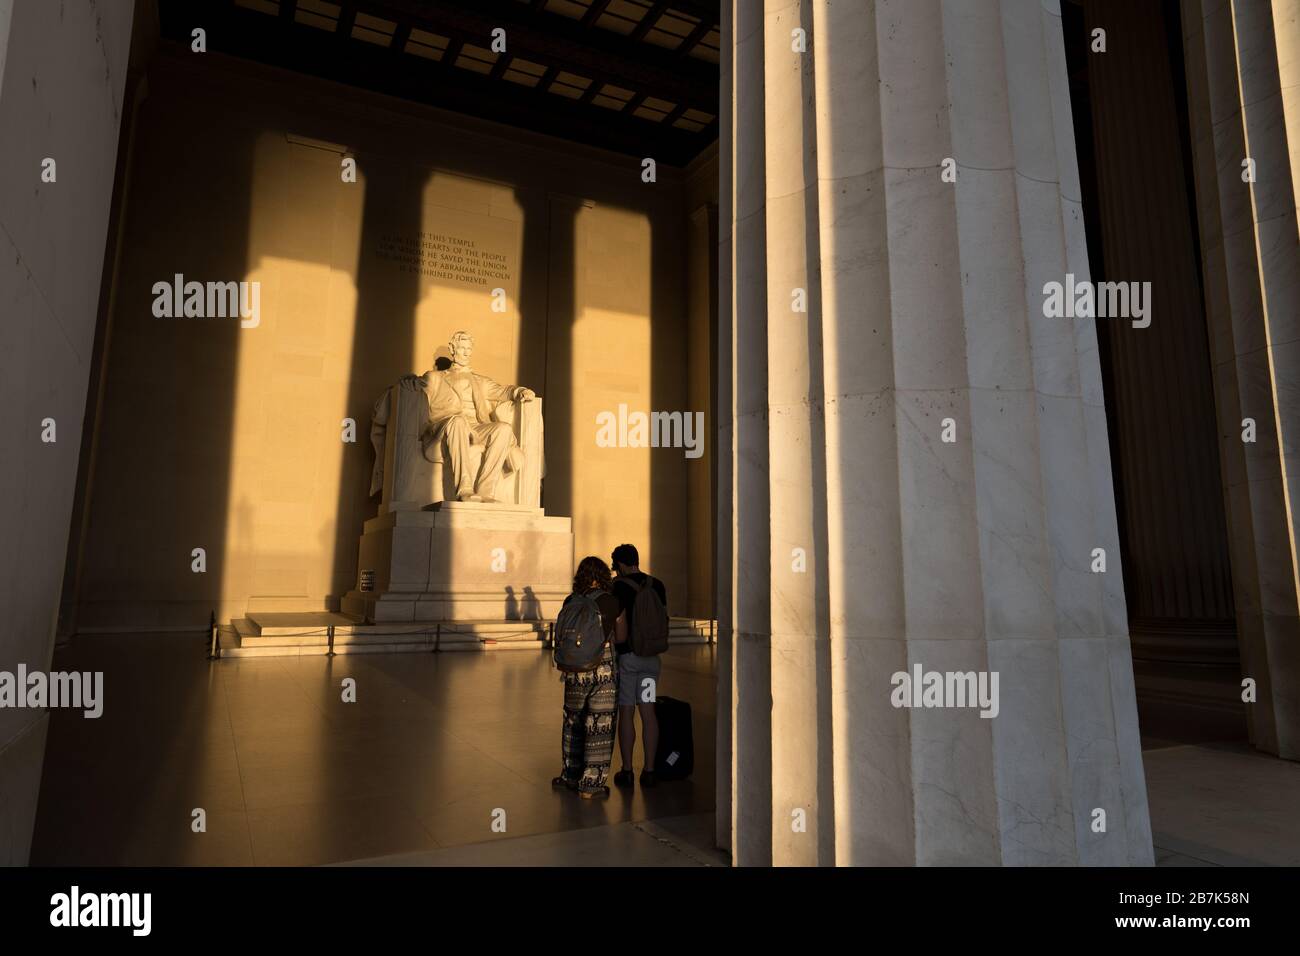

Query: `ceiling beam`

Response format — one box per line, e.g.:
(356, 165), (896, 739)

(168, 0), (711, 165)
(489, 52), (513, 81)
(580, 0), (612, 27)
(441, 35), (464, 68)
(674, 16), (714, 58)
(358, 0), (718, 113)
(337, 3), (356, 40)
(629, 1), (670, 42)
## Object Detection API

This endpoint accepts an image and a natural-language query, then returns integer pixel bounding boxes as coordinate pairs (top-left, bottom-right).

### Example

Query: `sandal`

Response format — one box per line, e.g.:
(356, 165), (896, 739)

(551, 775), (578, 791)
(579, 786), (610, 799)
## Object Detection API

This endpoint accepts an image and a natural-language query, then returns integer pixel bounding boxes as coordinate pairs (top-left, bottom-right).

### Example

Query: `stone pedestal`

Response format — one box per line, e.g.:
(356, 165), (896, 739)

(342, 501), (574, 623)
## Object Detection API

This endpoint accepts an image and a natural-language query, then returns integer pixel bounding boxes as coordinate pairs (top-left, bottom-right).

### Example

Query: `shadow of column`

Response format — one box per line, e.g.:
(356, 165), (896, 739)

(648, 197), (688, 612)
(543, 198), (578, 523)
(329, 158), (423, 600)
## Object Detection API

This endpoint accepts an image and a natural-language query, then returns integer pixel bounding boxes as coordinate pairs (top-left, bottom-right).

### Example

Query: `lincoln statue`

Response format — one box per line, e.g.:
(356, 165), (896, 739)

(372, 330), (536, 505)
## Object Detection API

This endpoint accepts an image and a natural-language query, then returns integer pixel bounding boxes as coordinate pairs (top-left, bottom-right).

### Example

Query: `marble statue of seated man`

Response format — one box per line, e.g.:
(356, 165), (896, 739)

(399, 330), (534, 503)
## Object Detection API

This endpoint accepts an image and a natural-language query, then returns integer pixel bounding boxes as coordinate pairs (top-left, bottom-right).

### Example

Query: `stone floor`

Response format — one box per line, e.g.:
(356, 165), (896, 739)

(346, 812), (729, 866)
(29, 633), (1300, 866)
(29, 634), (718, 866)
(1144, 742), (1300, 866)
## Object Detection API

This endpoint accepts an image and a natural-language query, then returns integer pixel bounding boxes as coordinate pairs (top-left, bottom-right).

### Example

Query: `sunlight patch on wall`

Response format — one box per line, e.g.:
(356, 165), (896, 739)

(221, 132), (364, 613)
(570, 203), (652, 567)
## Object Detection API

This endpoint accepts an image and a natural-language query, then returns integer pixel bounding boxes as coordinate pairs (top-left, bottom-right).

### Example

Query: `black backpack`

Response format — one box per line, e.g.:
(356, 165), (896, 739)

(625, 576), (669, 656)
(552, 590), (609, 672)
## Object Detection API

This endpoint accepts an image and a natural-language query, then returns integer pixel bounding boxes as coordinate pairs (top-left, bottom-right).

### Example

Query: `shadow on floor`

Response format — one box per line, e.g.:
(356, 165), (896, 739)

(29, 636), (717, 866)
(343, 811), (729, 867)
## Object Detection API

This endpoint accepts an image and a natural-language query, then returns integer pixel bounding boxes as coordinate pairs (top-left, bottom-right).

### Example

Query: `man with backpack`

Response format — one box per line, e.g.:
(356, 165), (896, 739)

(609, 543), (669, 789)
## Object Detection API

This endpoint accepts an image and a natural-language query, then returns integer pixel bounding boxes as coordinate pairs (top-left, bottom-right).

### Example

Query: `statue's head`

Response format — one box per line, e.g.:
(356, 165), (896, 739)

(448, 331), (474, 367)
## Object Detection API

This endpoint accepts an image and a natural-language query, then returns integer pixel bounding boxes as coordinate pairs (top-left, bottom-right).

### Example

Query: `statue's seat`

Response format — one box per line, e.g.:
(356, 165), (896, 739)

(421, 401), (529, 504)
(369, 382), (544, 513)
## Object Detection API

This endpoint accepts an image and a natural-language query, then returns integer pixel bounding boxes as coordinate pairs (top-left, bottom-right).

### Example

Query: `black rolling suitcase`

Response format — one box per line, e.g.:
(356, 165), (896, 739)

(654, 696), (694, 780)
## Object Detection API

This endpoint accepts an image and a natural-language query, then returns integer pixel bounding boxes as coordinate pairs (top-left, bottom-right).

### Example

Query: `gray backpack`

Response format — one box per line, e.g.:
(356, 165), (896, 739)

(553, 590), (609, 672)
(626, 576), (669, 656)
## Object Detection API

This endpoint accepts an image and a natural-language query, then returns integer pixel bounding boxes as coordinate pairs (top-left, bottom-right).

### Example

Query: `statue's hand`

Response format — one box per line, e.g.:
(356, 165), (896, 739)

(515, 387), (535, 403)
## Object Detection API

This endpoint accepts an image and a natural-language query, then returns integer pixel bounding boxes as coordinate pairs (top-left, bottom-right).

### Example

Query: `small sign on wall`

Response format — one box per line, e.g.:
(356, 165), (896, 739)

(359, 569), (376, 592)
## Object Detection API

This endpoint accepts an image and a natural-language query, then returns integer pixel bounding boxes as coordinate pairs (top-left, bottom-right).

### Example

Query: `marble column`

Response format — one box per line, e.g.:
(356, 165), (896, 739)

(719, 0), (1153, 864)
(715, 0), (735, 856)
(729, 0), (774, 868)
(762, 0), (835, 867)
(0, 0), (135, 864)
(1181, 0), (1300, 759)
(1081, 0), (1236, 653)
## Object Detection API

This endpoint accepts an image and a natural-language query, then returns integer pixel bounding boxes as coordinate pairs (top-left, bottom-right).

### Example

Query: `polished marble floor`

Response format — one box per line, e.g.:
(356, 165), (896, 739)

(29, 633), (1299, 866)
(30, 635), (718, 866)
(1145, 742), (1300, 866)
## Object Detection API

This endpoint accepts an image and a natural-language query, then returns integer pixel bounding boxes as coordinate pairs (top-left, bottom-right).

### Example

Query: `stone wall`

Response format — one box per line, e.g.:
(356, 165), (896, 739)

(69, 47), (707, 631)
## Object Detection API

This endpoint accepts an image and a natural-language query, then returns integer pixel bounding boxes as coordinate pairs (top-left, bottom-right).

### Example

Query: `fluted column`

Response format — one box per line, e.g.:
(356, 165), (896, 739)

(720, 0), (1153, 865)
(729, 0), (774, 868)
(1083, 0), (1236, 646)
(1182, 0), (1300, 758)
(715, 0), (735, 856)
(763, 0), (835, 866)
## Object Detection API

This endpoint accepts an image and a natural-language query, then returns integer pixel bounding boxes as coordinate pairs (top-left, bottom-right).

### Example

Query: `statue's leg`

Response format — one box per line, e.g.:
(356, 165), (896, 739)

(473, 421), (514, 499)
(442, 417), (475, 498)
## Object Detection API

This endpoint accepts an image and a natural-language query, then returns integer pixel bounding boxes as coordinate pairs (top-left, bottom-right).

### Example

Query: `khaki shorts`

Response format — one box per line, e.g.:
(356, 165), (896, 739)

(617, 652), (662, 706)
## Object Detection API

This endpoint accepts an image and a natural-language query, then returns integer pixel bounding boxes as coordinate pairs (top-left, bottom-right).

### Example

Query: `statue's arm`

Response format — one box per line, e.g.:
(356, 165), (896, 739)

(503, 382), (535, 402)
(480, 375), (534, 405)
(480, 375), (510, 402)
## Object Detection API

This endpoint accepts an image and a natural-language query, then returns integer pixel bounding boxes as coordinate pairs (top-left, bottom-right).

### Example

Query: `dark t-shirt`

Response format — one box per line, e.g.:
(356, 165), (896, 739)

(561, 589), (621, 641)
(611, 572), (667, 656)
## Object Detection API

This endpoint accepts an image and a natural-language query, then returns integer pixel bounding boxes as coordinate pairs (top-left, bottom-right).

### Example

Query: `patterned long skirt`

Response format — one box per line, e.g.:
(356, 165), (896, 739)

(559, 647), (618, 793)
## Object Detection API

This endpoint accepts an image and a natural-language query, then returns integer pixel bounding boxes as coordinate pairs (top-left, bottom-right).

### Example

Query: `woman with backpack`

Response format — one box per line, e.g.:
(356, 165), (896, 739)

(551, 555), (625, 798)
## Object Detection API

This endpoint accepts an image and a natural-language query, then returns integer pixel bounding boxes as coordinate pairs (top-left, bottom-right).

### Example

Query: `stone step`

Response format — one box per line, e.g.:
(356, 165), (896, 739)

(241, 612), (547, 638)
(219, 614), (716, 658)
(244, 596), (336, 613)
(669, 618), (715, 644)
